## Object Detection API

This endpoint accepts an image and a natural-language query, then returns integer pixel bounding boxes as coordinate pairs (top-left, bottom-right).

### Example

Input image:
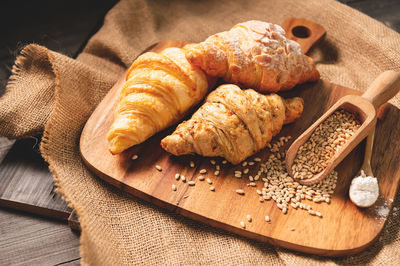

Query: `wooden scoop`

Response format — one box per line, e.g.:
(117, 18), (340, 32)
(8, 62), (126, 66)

(349, 127), (378, 208)
(285, 71), (400, 185)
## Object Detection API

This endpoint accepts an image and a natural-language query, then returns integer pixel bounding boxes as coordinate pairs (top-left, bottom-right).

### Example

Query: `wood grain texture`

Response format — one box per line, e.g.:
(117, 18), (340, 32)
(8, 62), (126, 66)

(0, 138), (72, 220)
(282, 18), (326, 54)
(80, 41), (400, 256)
(0, 208), (80, 266)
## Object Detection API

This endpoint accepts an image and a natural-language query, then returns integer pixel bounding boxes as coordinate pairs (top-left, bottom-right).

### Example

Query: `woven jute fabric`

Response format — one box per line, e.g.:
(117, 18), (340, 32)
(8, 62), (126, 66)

(1, 0), (400, 264)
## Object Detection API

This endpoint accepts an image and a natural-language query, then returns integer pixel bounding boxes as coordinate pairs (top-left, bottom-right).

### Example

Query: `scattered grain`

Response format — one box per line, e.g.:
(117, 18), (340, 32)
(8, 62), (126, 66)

(236, 189), (245, 195)
(240, 221), (246, 228)
(246, 214), (252, 222)
(199, 169), (207, 174)
(155, 165), (162, 171)
(131, 154), (138, 160)
(188, 181), (195, 186)
(206, 178), (212, 184)
(172, 184), (177, 191)
(209, 186), (215, 191)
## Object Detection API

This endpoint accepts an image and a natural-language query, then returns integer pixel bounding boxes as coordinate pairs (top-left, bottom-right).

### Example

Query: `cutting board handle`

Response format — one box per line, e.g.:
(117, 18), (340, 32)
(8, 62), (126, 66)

(362, 70), (400, 109)
(281, 18), (326, 54)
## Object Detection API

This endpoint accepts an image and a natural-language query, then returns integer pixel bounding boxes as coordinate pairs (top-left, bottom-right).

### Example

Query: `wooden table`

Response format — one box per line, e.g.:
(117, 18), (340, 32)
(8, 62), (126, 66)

(0, 0), (398, 264)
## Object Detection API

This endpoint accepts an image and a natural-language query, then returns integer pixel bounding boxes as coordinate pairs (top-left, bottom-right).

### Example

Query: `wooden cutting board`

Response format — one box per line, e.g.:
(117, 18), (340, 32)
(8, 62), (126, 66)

(79, 21), (400, 256)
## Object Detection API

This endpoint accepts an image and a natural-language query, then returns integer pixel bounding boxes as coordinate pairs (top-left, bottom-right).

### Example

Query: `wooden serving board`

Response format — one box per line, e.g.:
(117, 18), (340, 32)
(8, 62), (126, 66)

(80, 40), (400, 256)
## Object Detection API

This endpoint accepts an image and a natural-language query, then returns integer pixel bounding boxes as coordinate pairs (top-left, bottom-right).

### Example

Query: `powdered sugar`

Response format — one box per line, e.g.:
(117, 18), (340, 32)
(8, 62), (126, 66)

(349, 170), (379, 208)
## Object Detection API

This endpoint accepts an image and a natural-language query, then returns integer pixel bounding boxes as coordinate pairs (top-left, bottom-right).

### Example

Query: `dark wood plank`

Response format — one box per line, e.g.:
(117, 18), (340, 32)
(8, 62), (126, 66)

(0, 208), (80, 266)
(0, 138), (72, 219)
(68, 211), (81, 232)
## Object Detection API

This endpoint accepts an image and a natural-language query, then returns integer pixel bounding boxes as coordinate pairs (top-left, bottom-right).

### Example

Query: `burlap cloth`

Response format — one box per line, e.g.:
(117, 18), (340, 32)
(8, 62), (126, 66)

(1, 0), (399, 264)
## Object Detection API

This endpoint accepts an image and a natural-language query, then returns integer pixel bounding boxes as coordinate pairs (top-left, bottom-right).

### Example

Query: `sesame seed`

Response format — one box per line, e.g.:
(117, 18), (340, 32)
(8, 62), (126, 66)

(214, 170), (220, 176)
(248, 161), (255, 166)
(181, 175), (186, 182)
(254, 157), (261, 162)
(259, 197), (264, 202)
(175, 173), (180, 180)
(155, 165), (162, 171)
(242, 161), (248, 167)
(199, 169), (207, 174)
(198, 176), (205, 181)
(188, 181), (195, 186)
(132, 154), (138, 160)
(206, 178), (212, 184)
(209, 186), (215, 191)
(172, 184), (177, 191)
(183, 195), (189, 199)
(236, 189), (245, 195)
(222, 160), (227, 164)
(256, 190), (262, 195)
(210, 159), (216, 165)
(243, 168), (249, 174)
(240, 221), (246, 228)
(316, 211), (323, 217)
(265, 216), (271, 222)
(190, 161), (195, 168)
(249, 182), (256, 187)
(246, 214), (252, 222)
(290, 227), (295, 231)
(216, 165), (220, 170)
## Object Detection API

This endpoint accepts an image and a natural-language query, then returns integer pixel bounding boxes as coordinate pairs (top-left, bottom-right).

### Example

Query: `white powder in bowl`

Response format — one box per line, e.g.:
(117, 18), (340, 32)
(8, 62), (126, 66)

(349, 170), (379, 208)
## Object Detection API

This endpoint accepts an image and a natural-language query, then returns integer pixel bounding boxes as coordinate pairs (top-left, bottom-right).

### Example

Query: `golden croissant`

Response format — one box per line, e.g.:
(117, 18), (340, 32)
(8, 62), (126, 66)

(107, 47), (212, 154)
(161, 84), (304, 164)
(185, 20), (320, 93)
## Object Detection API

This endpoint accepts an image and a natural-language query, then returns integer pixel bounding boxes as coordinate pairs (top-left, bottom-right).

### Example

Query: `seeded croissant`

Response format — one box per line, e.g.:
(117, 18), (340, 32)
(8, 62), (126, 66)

(107, 47), (212, 154)
(161, 84), (304, 164)
(185, 20), (319, 93)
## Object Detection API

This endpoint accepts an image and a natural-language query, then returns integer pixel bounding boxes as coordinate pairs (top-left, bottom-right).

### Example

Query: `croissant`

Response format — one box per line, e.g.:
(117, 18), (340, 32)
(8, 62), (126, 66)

(107, 47), (211, 154)
(185, 20), (320, 93)
(161, 84), (304, 164)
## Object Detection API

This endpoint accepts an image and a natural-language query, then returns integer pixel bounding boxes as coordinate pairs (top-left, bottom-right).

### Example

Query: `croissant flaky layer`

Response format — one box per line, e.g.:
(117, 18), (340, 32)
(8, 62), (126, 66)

(107, 47), (210, 154)
(184, 20), (320, 93)
(161, 84), (304, 164)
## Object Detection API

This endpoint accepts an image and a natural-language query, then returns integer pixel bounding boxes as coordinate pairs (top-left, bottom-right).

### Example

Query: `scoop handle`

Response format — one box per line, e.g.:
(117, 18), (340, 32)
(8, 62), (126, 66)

(362, 71), (400, 109)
